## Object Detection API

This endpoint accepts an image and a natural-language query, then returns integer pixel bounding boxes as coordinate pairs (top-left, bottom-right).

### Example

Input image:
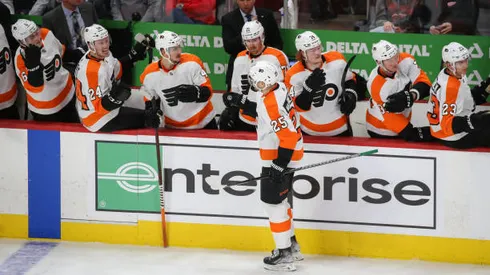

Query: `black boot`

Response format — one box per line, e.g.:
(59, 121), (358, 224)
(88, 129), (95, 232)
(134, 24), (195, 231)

(263, 247), (296, 271)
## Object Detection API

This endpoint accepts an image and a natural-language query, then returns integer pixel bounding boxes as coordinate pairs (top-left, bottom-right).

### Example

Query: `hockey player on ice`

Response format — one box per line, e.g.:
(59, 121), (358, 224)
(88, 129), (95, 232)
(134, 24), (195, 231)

(366, 39), (433, 142)
(12, 19), (82, 122)
(427, 42), (490, 148)
(220, 20), (289, 131)
(140, 30), (217, 130)
(285, 31), (362, 136)
(75, 24), (159, 132)
(250, 60), (302, 272)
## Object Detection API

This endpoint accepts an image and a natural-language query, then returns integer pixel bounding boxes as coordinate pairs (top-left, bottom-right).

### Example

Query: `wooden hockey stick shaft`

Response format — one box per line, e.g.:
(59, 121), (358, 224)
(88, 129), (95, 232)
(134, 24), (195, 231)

(221, 149), (378, 188)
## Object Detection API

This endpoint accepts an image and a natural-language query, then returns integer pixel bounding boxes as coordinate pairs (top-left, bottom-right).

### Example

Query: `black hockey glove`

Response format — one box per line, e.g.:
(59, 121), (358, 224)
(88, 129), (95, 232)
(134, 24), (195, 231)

(339, 89), (357, 115)
(161, 87), (179, 107)
(453, 111), (490, 133)
(400, 125), (434, 142)
(223, 92), (246, 108)
(383, 83), (414, 113)
(471, 77), (490, 105)
(144, 98), (163, 128)
(303, 68), (325, 93)
(110, 82), (132, 102)
(128, 41), (148, 62)
(24, 44), (42, 69)
(176, 84), (211, 103)
(270, 161), (287, 185)
(240, 74), (251, 94)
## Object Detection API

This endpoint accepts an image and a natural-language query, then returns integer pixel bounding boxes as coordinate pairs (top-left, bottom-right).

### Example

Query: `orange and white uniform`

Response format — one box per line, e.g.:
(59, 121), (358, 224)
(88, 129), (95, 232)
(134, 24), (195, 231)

(285, 51), (354, 136)
(75, 52), (123, 132)
(257, 82), (303, 168)
(366, 52), (431, 136)
(14, 28), (74, 115)
(0, 25), (17, 110)
(140, 53), (215, 129)
(232, 47), (289, 126)
(427, 69), (474, 141)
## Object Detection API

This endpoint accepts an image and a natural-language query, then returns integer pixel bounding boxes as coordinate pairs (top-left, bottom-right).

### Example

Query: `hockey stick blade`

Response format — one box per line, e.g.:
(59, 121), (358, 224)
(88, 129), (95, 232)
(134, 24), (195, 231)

(209, 149), (378, 189)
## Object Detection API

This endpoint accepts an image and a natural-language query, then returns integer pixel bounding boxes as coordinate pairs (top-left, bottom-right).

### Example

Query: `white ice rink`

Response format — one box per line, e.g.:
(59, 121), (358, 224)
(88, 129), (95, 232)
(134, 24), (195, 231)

(1, 239), (489, 275)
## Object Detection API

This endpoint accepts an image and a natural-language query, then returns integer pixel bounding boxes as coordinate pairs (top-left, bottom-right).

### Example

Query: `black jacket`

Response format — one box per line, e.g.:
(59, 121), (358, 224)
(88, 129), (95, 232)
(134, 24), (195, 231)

(221, 8), (283, 90)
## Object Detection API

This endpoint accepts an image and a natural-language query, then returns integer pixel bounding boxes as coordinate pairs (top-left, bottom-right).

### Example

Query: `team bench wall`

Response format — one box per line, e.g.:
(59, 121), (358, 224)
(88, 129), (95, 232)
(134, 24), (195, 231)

(0, 121), (489, 265)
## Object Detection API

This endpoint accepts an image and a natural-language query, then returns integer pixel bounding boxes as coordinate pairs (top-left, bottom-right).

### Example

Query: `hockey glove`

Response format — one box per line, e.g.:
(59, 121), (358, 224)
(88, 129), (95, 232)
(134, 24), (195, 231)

(339, 89), (357, 115)
(161, 87), (179, 107)
(269, 160), (287, 185)
(128, 41), (148, 62)
(240, 74), (251, 94)
(24, 44), (42, 70)
(111, 82), (132, 102)
(223, 92), (246, 108)
(176, 84), (211, 103)
(400, 125), (434, 142)
(383, 83), (414, 113)
(303, 68), (325, 93)
(144, 99), (163, 128)
(471, 77), (490, 105)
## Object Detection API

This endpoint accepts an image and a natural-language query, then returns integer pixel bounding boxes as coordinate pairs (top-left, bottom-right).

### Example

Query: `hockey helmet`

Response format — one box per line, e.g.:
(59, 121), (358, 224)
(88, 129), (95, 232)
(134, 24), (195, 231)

(11, 19), (39, 46)
(295, 31), (321, 52)
(442, 42), (470, 72)
(155, 30), (182, 58)
(84, 24), (109, 52)
(241, 20), (265, 42)
(248, 61), (280, 92)
(372, 40), (398, 62)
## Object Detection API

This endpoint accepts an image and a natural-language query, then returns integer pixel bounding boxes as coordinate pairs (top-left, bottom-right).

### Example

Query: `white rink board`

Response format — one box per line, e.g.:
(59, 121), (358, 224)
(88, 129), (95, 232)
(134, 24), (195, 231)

(60, 131), (490, 241)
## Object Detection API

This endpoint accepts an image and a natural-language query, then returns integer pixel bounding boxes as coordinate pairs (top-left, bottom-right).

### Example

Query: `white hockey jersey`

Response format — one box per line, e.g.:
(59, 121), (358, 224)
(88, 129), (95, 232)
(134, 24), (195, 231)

(75, 52), (123, 132)
(14, 28), (74, 115)
(232, 47), (289, 126)
(427, 69), (474, 141)
(366, 52), (431, 136)
(256, 82), (303, 168)
(0, 25), (17, 110)
(285, 51), (353, 136)
(140, 53), (215, 129)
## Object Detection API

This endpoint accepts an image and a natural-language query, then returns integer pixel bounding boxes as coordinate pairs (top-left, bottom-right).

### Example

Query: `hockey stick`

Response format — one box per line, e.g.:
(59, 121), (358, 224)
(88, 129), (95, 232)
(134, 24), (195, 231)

(152, 98), (168, 248)
(209, 149), (378, 189)
(341, 54), (357, 93)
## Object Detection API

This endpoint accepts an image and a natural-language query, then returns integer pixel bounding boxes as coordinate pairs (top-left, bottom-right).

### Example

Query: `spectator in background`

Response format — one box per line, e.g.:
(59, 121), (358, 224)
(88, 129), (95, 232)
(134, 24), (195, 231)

(29, 0), (59, 16)
(173, 0), (216, 25)
(370, 0), (431, 33)
(221, 0), (283, 92)
(430, 0), (479, 35)
(110, 0), (164, 22)
(0, 0), (14, 14)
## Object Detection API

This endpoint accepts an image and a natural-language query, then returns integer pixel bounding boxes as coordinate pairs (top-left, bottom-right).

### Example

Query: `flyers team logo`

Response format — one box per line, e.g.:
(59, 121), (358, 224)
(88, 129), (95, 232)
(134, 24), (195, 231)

(0, 47), (12, 74)
(44, 54), (62, 81)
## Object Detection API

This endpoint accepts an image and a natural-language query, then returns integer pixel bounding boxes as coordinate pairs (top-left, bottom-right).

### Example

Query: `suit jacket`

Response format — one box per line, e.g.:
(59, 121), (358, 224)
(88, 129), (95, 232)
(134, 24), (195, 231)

(42, 2), (98, 49)
(221, 7), (283, 90)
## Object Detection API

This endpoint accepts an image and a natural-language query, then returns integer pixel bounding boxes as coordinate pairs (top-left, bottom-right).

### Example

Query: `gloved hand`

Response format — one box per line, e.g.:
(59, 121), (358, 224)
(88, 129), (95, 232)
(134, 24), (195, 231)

(128, 40), (148, 61)
(269, 160), (287, 184)
(110, 82), (132, 102)
(303, 68), (325, 92)
(339, 89), (357, 115)
(223, 92), (246, 108)
(142, 34), (155, 48)
(468, 110), (490, 131)
(383, 84), (414, 113)
(24, 44), (42, 69)
(176, 84), (200, 102)
(471, 77), (490, 105)
(240, 74), (251, 94)
(144, 98), (163, 128)
(161, 87), (179, 107)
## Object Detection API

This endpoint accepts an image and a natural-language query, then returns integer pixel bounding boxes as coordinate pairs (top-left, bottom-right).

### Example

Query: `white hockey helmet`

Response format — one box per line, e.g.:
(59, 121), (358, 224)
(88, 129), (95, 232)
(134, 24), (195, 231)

(83, 24), (109, 52)
(295, 31), (321, 52)
(372, 40), (398, 62)
(442, 42), (470, 72)
(11, 19), (39, 46)
(155, 30), (182, 57)
(241, 20), (265, 42)
(248, 61), (280, 92)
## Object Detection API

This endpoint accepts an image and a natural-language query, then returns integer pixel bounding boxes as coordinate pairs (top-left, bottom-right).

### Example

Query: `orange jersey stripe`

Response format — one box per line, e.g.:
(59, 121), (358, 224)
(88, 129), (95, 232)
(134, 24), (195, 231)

(81, 60), (110, 127)
(140, 61), (160, 84)
(26, 75), (73, 109)
(399, 52), (431, 86)
(260, 148), (303, 161)
(165, 101), (213, 128)
(366, 112), (410, 134)
(370, 74), (387, 104)
(285, 61), (306, 91)
(263, 92), (299, 150)
(300, 115), (347, 133)
(287, 208), (292, 219)
(0, 83), (17, 103)
(433, 76), (460, 138)
(322, 51), (346, 63)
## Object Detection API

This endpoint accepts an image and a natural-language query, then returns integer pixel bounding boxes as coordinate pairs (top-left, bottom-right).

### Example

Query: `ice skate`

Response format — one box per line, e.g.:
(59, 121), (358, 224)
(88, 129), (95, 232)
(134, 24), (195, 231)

(263, 247), (296, 272)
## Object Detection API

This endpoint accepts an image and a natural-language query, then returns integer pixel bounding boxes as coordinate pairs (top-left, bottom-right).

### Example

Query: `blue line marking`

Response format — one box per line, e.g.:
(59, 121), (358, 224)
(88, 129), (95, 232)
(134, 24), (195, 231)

(0, 241), (58, 275)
